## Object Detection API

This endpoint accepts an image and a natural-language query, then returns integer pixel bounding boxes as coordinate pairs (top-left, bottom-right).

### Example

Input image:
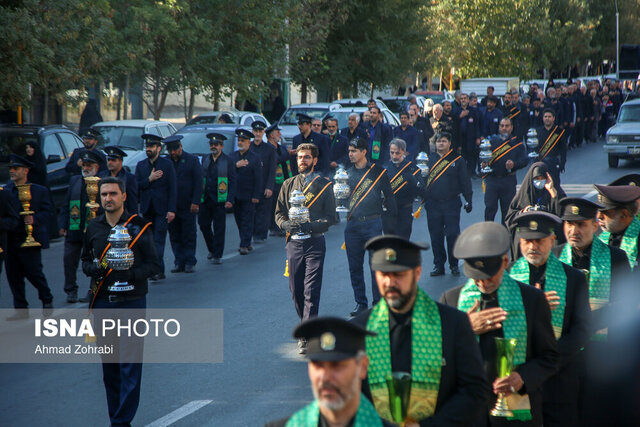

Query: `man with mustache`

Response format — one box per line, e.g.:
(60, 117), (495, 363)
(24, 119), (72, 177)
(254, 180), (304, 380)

(351, 235), (489, 425)
(509, 211), (591, 426)
(265, 317), (389, 427)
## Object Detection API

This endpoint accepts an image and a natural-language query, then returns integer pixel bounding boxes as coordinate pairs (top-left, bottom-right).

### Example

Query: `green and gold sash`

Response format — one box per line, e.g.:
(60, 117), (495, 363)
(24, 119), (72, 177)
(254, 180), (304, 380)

(426, 150), (461, 188)
(559, 239), (611, 340)
(539, 126), (566, 161)
(509, 254), (567, 339)
(366, 289), (441, 423)
(285, 393), (382, 427)
(598, 217), (640, 270)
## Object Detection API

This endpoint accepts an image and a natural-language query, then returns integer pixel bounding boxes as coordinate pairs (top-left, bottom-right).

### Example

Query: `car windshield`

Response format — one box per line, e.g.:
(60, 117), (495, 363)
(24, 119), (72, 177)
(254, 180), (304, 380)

(0, 131), (39, 160)
(187, 114), (239, 126)
(279, 108), (328, 125)
(178, 129), (237, 156)
(422, 94), (445, 104)
(617, 105), (640, 123)
(382, 99), (410, 115)
(330, 111), (364, 129)
(93, 126), (146, 150)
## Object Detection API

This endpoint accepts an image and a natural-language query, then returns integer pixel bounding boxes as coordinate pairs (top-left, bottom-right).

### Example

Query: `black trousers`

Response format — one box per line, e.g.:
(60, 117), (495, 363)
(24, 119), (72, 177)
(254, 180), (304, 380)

(198, 201), (227, 259)
(233, 199), (255, 248)
(253, 195), (271, 240)
(63, 239), (83, 294)
(269, 184), (282, 231)
(168, 210), (197, 268)
(5, 244), (53, 308)
(484, 175), (517, 224)
(383, 204), (413, 239)
(286, 236), (326, 321)
(143, 208), (168, 273)
(426, 197), (461, 270)
(462, 141), (479, 176)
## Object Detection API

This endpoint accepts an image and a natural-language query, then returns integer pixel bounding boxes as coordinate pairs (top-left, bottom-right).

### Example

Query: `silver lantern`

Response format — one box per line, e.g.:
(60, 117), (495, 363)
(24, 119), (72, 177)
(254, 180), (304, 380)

(105, 225), (135, 291)
(526, 128), (539, 159)
(333, 167), (350, 213)
(479, 138), (493, 174)
(415, 152), (429, 177)
(288, 189), (311, 240)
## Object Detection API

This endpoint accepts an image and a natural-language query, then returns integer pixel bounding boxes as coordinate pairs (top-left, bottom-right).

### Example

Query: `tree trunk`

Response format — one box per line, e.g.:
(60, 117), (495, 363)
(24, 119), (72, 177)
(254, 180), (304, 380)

(212, 87), (219, 111)
(187, 88), (195, 121)
(43, 88), (49, 124)
(116, 88), (122, 120)
(182, 86), (188, 122)
(301, 82), (308, 104)
(370, 82), (374, 99)
(353, 78), (358, 98)
(123, 74), (130, 120)
(156, 86), (169, 120)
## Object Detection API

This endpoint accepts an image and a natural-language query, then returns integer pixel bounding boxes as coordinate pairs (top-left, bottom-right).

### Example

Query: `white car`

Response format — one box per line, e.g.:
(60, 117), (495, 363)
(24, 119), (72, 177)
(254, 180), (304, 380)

(603, 99), (640, 168)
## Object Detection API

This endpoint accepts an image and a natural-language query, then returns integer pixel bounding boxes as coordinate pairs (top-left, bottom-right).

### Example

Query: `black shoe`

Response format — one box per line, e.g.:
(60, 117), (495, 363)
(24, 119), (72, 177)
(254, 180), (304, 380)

(350, 304), (367, 317)
(253, 238), (266, 244)
(212, 258), (221, 264)
(66, 292), (78, 303)
(298, 338), (307, 355)
(171, 266), (185, 273)
(150, 273), (166, 281)
(430, 268), (445, 277)
(6, 310), (29, 321)
(78, 290), (92, 303)
(207, 252), (215, 260)
(43, 302), (53, 317)
(247, 246), (254, 251)
(239, 247), (249, 255)
(184, 265), (195, 273)
(451, 266), (460, 277)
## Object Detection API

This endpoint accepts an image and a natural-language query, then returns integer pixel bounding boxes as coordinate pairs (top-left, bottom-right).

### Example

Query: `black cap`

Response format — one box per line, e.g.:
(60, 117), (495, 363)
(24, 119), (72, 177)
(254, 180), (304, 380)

(559, 197), (603, 221)
(81, 128), (102, 139)
(514, 211), (561, 239)
(453, 222), (510, 280)
(296, 113), (313, 124)
(164, 135), (184, 150)
(8, 154), (34, 168)
(104, 146), (127, 160)
(80, 149), (102, 164)
(364, 235), (429, 272)
(251, 120), (267, 131)
(293, 317), (375, 362)
(206, 133), (227, 144)
(348, 137), (368, 151)
(142, 134), (163, 146)
(235, 128), (253, 140)
(608, 173), (640, 187)
(594, 184), (640, 210)
(265, 123), (281, 135)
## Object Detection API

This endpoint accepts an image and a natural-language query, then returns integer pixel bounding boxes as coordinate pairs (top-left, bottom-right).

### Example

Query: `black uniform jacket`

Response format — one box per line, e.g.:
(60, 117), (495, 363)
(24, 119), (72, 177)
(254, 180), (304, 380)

(346, 162), (397, 221)
(135, 155), (178, 215)
(423, 150), (472, 204)
(351, 302), (491, 426)
(170, 151), (203, 212)
(441, 281), (559, 426)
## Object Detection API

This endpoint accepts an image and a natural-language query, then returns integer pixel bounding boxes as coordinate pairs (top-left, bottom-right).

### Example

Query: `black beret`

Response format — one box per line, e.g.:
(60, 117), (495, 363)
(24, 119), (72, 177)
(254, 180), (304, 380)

(81, 128), (102, 139)
(141, 134), (163, 145)
(514, 211), (561, 239)
(265, 123), (281, 135)
(80, 149), (102, 164)
(235, 128), (253, 140)
(206, 133), (227, 143)
(608, 173), (640, 187)
(251, 120), (267, 131)
(164, 135), (184, 150)
(454, 222), (510, 280)
(594, 184), (640, 210)
(559, 197), (603, 221)
(296, 113), (313, 124)
(293, 317), (375, 362)
(8, 154), (34, 168)
(365, 235), (429, 272)
(104, 146), (127, 159)
(348, 137), (368, 151)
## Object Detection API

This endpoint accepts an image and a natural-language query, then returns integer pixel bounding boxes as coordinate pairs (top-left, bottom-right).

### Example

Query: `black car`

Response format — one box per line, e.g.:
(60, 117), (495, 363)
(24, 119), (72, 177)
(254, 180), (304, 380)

(0, 124), (83, 209)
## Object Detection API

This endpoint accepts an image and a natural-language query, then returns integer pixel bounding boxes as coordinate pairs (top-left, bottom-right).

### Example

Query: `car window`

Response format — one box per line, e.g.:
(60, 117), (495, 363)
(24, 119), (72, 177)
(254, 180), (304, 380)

(57, 132), (81, 157)
(187, 115), (218, 126)
(618, 105), (640, 123)
(0, 132), (39, 158)
(178, 129), (237, 156)
(279, 108), (328, 125)
(241, 115), (253, 125)
(158, 125), (173, 137)
(42, 133), (65, 158)
(94, 126), (145, 150)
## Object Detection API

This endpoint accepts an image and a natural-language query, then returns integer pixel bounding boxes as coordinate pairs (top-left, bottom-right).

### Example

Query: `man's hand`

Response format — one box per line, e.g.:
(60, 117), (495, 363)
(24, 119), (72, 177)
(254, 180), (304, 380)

(467, 299), (507, 335)
(330, 161), (338, 169)
(236, 159), (249, 168)
(76, 158), (83, 168)
(545, 172), (557, 198)
(264, 189), (273, 198)
(251, 198), (259, 204)
(24, 215), (34, 225)
(166, 212), (175, 223)
(190, 203), (199, 214)
(505, 159), (514, 170)
(224, 201), (233, 209)
(464, 202), (472, 213)
(288, 148), (296, 156)
(59, 228), (66, 237)
(149, 168), (163, 182)
(534, 283), (560, 310)
(493, 372), (524, 396)
(460, 109), (469, 118)
(476, 138), (481, 146)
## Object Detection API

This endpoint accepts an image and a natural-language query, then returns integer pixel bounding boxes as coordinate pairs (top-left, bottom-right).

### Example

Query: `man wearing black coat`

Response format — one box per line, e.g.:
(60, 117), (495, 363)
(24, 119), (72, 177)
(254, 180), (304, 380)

(0, 186), (20, 276)
(99, 146), (138, 214)
(65, 128), (107, 176)
(290, 114), (331, 176)
(366, 107), (393, 165)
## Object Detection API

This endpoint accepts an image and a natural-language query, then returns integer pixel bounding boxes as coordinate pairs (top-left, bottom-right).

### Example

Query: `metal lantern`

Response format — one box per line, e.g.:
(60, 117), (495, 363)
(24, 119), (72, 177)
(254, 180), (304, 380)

(105, 225), (135, 291)
(415, 152), (429, 177)
(333, 167), (350, 213)
(479, 138), (493, 174)
(288, 189), (311, 240)
(526, 128), (539, 159)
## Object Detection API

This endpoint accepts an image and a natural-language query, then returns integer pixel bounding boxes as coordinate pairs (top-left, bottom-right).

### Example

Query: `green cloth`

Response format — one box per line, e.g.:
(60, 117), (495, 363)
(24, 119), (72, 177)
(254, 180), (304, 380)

(509, 254), (567, 339)
(559, 238), (611, 341)
(285, 393), (382, 427)
(69, 200), (81, 231)
(598, 217), (640, 270)
(366, 289), (442, 422)
(372, 140), (381, 160)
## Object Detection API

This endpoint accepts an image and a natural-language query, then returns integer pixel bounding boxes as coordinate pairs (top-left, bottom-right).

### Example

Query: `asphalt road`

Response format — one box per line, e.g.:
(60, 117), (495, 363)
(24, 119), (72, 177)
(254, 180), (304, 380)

(1, 139), (638, 426)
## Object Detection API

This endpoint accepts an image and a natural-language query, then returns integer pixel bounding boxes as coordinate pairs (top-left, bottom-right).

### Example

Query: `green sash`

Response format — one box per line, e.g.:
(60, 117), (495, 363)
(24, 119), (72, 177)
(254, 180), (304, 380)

(275, 164), (284, 184)
(372, 139), (381, 160)
(509, 254), (567, 339)
(559, 239), (611, 340)
(69, 200), (81, 231)
(598, 217), (640, 270)
(366, 289), (441, 422)
(285, 394), (382, 427)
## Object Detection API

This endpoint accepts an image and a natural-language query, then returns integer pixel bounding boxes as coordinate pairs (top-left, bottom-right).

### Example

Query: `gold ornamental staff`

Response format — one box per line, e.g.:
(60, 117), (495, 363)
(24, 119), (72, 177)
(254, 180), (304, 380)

(17, 183), (41, 248)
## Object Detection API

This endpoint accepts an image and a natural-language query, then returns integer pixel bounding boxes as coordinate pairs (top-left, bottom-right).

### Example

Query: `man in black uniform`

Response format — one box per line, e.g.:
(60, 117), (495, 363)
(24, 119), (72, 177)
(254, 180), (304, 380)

(275, 143), (337, 353)
(230, 127), (263, 255)
(266, 124), (290, 236)
(595, 184), (640, 269)
(199, 133), (236, 264)
(423, 132), (472, 277)
(165, 135), (202, 273)
(65, 128), (107, 175)
(535, 109), (567, 185)
(367, 107), (393, 165)
(99, 146), (138, 214)
(509, 211), (591, 426)
(382, 138), (422, 239)
(4, 154), (55, 319)
(0, 187), (20, 276)
(326, 116), (349, 171)
(482, 118), (528, 224)
(81, 176), (161, 427)
(351, 235), (490, 425)
(441, 222), (559, 426)
(290, 113), (330, 176)
(250, 120), (277, 243)
(344, 137), (396, 317)
(458, 93), (482, 177)
(264, 317), (389, 427)
(59, 150), (102, 303)
(135, 134), (177, 280)
(340, 112), (368, 146)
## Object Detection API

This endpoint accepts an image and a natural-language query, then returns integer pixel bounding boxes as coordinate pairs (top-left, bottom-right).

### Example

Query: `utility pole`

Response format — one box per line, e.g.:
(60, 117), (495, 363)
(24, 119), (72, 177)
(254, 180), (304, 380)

(616, 0), (620, 79)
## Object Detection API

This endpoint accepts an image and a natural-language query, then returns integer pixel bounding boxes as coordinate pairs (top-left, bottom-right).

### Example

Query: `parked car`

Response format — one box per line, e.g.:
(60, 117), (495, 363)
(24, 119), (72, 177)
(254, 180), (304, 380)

(379, 96), (425, 116)
(331, 98), (389, 110)
(277, 103), (342, 146)
(186, 111), (270, 127)
(0, 124), (83, 209)
(414, 90), (452, 105)
(328, 106), (401, 129)
(604, 99), (640, 167)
